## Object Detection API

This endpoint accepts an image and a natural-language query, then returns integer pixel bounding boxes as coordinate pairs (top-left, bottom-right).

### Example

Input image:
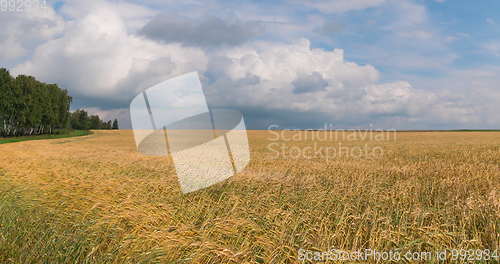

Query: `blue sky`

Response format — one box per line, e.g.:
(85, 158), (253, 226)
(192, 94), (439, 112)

(427, 0), (500, 65)
(1, 0), (499, 129)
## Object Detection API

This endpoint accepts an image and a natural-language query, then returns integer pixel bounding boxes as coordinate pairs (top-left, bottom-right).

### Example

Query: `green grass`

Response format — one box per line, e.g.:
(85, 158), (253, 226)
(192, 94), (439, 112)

(0, 130), (92, 144)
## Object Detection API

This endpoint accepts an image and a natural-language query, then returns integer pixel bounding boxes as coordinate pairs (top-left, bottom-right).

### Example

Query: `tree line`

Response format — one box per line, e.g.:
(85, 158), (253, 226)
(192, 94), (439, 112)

(0, 68), (118, 137)
(70, 109), (118, 130)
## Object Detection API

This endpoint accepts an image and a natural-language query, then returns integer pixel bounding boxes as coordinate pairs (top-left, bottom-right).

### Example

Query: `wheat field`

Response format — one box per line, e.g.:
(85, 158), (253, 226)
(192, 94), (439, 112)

(0, 130), (498, 263)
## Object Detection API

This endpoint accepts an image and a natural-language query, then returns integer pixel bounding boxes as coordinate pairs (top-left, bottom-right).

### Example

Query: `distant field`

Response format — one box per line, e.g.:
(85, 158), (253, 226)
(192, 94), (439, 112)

(0, 130), (498, 263)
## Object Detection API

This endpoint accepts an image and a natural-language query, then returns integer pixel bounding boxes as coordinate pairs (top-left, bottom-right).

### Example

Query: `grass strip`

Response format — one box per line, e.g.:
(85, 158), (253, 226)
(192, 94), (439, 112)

(0, 130), (92, 144)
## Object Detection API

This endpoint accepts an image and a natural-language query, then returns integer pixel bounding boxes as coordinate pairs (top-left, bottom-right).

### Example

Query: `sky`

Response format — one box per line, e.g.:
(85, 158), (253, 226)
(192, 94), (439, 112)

(1, 0), (499, 129)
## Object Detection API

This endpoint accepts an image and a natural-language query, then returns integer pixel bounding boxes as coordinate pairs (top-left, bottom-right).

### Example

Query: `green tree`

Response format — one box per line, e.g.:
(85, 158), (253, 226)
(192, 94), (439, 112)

(0, 68), (116, 136)
(112, 119), (119, 130)
(89, 115), (102, 129)
(68, 109), (115, 130)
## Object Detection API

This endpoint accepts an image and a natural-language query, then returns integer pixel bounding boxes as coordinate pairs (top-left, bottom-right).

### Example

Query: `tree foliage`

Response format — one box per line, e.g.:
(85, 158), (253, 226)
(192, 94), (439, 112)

(69, 109), (116, 130)
(0, 69), (71, 136)
(0, 68), (118, 137)
(112, 119), (119, 130)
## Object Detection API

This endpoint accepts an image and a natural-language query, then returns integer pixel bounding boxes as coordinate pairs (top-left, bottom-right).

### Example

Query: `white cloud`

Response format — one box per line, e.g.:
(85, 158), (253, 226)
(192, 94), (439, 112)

(59, 0), (157, 32)
(140, 15), (263, 47)
(14, 6), (436, 128)
(293, 0), (387, 13)
(203, 39), (431, 120)
(0, 5), (64, 61)
(13, 2), (208, 101)
(396, 66), (500, 128)
(482, 42), (500, 57)
(384, 0), (428, 31)
(4, 0), (497, 129)
(350, 0), (457, 71)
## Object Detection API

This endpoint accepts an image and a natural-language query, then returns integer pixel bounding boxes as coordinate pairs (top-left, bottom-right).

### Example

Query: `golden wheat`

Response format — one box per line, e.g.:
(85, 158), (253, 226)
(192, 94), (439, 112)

(0, 130), (498, 263)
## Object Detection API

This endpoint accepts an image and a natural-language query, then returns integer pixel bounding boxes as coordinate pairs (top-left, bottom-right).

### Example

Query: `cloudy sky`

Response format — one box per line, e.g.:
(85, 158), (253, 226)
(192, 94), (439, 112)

(1, 0), (500, 129)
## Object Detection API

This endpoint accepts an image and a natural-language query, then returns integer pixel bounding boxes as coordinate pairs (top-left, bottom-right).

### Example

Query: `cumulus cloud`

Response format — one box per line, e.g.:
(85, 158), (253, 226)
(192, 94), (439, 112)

(14, 4), (432, 129)
(407, 67), (500, 128)
(58, 0), (157, 32)
(0, 5), (64, 62)
(292, 0), (387, 13)
(5, 0), (498, 129)
(202, 39), (429, 123)
(293, 72), (329, 94)
(140, 15), (262, 47)
(13, 2), (208, 103)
